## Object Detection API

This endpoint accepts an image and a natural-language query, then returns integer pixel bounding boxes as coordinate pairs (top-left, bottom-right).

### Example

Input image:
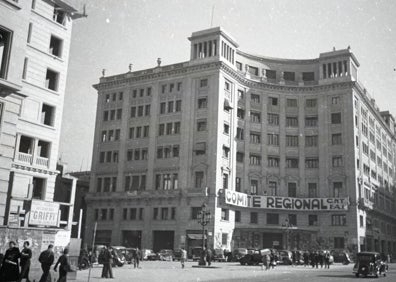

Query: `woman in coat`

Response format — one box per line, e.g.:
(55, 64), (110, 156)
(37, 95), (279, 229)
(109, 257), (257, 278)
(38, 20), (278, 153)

(0, 241), (21, 282)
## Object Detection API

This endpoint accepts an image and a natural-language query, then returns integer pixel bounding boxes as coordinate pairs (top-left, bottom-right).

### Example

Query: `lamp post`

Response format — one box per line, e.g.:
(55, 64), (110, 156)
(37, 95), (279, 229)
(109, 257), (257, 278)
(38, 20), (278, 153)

(197, 203), (211, 265)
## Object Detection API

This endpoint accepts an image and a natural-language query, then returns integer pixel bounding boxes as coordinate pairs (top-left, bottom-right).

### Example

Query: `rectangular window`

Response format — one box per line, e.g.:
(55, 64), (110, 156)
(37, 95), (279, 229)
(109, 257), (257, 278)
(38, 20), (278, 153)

(250, 179), (258, 195)
(153, 208), (158, 220)
(250, 132), (261, 144)
(331, 214), (347, 226)
(286, 116), (298, 127)
(223, 123), (230, 134)
(175, 100), (182, 112)
(266, 70), (276, 79)
(268, 156), (279, 167)
(305, 116), (318, 127)
(286, 135), (298, 147)
(332, 156), (343, 167)
(249, 154), (261, 165)
(191, 207), (202, 220)
(305, 158), (319, 168)
(267, 213), (279, 225)
(236, 128), (244, 140)
(303, 72), (315, 81)
(269, 97), (278, 106)
(334, 237), (345, 249)
(49, 35), (63, 57)
(250, 111), (261, 123)
(308, 183), (317, 197)
(267, 133), (279, 146)
(221, 209), (229, 221)
(45, 69), (59, 91)
(332, 133), (342, 145)
(160, 102), (166, 114)
(174, 122), (180, 134)
(130, 208), (137, 220)
(308, 214), (318, 226)
(286, 98), (297, 107)
(198, 97), (207, 109)
(333, 182), (342, 197)
(195, 171), (204, 188)
(200, 79), (208, 88)
(145, 105), (150, 116)
(41, 104), (55, 126)
(237, 108), (245, 119)
(137, 106), (144, 117)
(236, 152), (244, 162)
(284, 72), (295, 81)
(168, 101), (174, 113)
(331, 113), (342, 124)
(222, 173), (228, 189)
(235, 177), (242, 192)
(161, 208), (168, 220)
(288, 183), (297, 197)
(250, 212), (258, 224)
(27, 23), (33, 43)
(197, 120), (207, 131)
(288, 214), (297, 226)
(267, 113), (279, 125)
(269, 181), (277, 196)
(286, 158), (299, 168)
(305, 135), (318, 147)
(22, 57), (28, 79)
(235, 211), (241, 223)
(251, 94), (260, 103)
(53, 4), (66, 25)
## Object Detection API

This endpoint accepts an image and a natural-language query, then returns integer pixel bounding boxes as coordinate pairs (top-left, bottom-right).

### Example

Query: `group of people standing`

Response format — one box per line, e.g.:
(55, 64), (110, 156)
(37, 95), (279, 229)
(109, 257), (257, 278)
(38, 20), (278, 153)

(0, 242), (71, 282)
(303, 250), (332, 268)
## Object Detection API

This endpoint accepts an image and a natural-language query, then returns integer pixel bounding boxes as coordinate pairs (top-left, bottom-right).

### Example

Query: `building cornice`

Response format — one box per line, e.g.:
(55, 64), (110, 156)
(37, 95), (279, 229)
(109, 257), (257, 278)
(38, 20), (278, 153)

(11, 163), (59, 175)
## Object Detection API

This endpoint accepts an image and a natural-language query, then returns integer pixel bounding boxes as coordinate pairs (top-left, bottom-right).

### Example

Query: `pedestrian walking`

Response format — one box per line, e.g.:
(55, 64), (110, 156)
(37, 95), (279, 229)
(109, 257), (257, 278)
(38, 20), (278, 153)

(314, 251), (319, 268)
(0, 241), (20, 282)
(38, 244), (54, 282)
(54, 248), (71, 282)
(18, 241), (32, 282)
(270, 251), (276, 269)
(319, 251), (324, 268)
(309, 252), (315, 268)
(303, 251), (309, 267)
(206, 248), (212, 266)
(133, 248), (140, 269)
(180, 248), (187, 269)
(292, 251), (296, 266)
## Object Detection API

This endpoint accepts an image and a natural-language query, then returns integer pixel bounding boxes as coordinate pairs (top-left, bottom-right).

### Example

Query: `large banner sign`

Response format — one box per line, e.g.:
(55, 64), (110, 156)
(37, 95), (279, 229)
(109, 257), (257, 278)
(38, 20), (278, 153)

(29, 200), (60, 227)
(223, 190), (348, 211)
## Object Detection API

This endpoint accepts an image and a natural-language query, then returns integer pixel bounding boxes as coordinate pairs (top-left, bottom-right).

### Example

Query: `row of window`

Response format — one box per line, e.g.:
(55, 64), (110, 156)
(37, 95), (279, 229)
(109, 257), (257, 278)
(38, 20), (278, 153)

(159, 100), (182, 114)
(129, 126), (149, 139)
(130, 105), (150, 118)
(101, 129), (121, 142)
(161, 82), (182, 94)
(157, 145), (179, 159)
(99, 151), (119, 163)
(132, 87), (152, 98)
(103, 109), (122, 121)
(158, 122), (181, 135)
(105, 92), (123, 103)
(126, 148), (148, 161)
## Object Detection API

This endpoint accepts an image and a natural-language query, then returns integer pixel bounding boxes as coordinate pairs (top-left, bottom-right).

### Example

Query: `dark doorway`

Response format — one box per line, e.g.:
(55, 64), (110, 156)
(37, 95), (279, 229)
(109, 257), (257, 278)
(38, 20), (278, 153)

(153, 231), (174, 252)
(122, 230), (142, 248)
(262, 232), (283, 249)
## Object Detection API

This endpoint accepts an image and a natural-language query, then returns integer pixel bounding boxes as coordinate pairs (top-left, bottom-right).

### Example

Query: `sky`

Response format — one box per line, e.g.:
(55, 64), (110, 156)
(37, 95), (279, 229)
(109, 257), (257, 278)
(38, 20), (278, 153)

(59, 0), (396, 172)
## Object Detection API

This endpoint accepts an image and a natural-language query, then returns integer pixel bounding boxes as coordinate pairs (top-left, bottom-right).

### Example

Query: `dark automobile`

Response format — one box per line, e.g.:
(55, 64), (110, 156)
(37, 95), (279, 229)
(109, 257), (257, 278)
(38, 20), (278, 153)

(191, 247), (203, 261)
(124, 248), (137, 264)
(239, 250), (263, 265)
(278, 250), (292, 265)
(159, 249), (174, 261)
(232, 248), (248, 262)
(111, 246), (126, 267)
(146, 250), (160, 261)
(353, 252), (387, 278)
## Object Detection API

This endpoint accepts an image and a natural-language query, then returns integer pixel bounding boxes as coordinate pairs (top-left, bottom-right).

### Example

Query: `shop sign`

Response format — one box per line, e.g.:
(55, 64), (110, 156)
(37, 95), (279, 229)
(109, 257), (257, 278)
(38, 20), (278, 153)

(223, 190), (348, 211)
(29, 200), (60, 227)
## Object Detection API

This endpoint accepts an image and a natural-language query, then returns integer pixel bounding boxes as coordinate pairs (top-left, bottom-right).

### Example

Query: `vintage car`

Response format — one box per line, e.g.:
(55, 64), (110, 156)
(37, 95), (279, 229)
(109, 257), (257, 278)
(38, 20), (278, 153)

(158, 249), (174, 261)
(353, 252), (387, 278)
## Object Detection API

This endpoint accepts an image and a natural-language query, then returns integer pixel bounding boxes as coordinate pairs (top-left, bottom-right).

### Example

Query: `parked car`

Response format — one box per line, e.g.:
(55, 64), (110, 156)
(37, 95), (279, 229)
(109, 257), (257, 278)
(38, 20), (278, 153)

(278, 250), (293, 265)
(239, 249), (263, 265)
(111, 246), (126, 267)
(232, 248), (248, 262)
(123, 248), (136, 264)
(212, 249), (226, 262)
(141, 249), (154, 260)
(159, 249), (174, 261)
(146, 250), (160, 261)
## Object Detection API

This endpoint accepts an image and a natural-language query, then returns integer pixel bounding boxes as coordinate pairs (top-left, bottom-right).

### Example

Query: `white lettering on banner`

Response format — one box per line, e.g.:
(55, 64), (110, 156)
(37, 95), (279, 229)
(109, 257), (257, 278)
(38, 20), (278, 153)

(29, 200), (60, 226)
(223, 190), (349, 211)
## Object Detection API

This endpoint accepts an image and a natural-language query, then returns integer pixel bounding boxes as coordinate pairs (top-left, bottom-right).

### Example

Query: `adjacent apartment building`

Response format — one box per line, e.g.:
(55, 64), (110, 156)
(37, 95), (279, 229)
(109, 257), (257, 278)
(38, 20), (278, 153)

(87, 27), (396, 256)
(0, 0), (82, 253)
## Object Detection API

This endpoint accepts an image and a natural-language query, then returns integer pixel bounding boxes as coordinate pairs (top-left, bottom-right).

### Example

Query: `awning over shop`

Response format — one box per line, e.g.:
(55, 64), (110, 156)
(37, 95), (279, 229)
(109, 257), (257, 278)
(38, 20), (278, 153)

(187, 234), (206, 240)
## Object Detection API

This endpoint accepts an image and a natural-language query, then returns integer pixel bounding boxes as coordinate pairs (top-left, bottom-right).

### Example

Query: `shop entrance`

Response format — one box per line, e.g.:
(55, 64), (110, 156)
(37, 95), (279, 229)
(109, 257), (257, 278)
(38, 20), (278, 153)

(152, 231), (174, 252)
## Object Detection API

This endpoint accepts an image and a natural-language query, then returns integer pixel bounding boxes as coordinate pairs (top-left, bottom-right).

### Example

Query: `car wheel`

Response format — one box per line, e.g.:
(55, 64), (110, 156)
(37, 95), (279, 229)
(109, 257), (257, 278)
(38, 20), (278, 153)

(355, 273), (359, 278)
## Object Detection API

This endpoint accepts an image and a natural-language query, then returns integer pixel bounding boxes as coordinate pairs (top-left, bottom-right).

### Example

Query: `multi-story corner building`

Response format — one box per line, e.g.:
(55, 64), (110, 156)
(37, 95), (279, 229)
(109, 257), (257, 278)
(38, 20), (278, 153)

(87, 27), (396, 256)
(0, 0), (83, 253)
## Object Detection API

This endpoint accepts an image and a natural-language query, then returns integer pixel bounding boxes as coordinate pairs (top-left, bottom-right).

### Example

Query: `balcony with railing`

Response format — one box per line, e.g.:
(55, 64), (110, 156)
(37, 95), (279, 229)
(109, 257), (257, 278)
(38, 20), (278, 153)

(17, 152), (33, 164)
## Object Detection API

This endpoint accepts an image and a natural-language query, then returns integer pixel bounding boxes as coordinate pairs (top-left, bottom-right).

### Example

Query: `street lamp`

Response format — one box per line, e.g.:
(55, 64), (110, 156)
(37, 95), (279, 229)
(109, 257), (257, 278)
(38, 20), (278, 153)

(197, 203), (211, 265)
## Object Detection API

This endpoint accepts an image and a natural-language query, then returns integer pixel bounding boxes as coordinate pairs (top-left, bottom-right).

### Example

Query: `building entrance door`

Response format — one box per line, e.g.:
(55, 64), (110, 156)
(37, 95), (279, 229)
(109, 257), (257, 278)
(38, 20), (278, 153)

(153, 231), (174, 252)
(122, 230), (142, 248)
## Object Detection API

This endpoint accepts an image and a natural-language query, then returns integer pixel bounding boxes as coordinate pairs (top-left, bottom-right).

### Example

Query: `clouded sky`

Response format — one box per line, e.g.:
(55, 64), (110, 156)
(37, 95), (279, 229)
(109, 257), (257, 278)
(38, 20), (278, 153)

(59, 0), (396, 172)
